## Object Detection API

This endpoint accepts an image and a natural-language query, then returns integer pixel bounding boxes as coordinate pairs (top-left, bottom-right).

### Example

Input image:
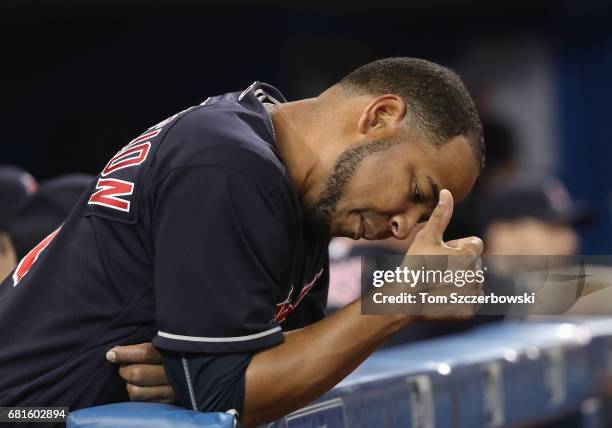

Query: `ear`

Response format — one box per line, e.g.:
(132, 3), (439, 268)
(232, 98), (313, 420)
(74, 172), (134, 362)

(357, 95), (406, 136)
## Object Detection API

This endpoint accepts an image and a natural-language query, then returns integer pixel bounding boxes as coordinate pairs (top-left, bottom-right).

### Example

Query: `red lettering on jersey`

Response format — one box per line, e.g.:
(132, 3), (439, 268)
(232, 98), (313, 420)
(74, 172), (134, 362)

(101, 142), (151, 177)
(88, 178), (134, 212)
(274, 268), (324, 323)
(274, 285), (294, 323)
(12, 227), (61, 286)
(100, 128), (160, 177)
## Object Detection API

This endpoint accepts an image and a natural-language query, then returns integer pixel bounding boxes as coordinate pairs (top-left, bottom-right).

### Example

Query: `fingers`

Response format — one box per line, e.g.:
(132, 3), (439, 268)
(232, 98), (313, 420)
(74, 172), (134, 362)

(417, 189), (454, 243)
(126, 383), (175, 403)
(109, 343), (175, 404)
(446, 236), (484, 256)
(118, 357), (175, 404)
(445, 239), (461, 248)
(119, 364), (168, 387)
(106, 342), (162, 364)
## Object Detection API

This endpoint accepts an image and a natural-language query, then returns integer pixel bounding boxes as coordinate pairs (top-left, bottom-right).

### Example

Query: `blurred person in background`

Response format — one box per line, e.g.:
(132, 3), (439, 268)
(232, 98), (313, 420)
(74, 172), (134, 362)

(7, 174), (93, 261)
(0, 166), (37, 281)
(476, 176), (603, 317)
(480, 176), (584, 257)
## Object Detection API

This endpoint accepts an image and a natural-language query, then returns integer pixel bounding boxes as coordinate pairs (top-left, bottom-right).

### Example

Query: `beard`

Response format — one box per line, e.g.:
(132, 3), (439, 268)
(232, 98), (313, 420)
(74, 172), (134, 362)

(304, 139), (399, 237)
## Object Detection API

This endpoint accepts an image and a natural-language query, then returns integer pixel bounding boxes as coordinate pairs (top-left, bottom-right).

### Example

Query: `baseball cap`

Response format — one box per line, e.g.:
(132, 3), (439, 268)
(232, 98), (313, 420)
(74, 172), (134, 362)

(7, 174), (93, 259)
(479, 176), (591, 229)
(0, 166), (37, 230)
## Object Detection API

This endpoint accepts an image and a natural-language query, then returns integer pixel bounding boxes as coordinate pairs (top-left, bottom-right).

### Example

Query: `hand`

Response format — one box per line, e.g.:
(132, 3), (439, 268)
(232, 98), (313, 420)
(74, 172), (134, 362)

(405, 189), (484, 319)
(106, 342), (175, 404)
(407, 189), (483, 257)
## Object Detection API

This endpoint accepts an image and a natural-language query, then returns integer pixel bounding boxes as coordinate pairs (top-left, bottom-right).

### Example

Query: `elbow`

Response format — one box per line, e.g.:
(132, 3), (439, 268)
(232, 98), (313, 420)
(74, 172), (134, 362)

(239, 413), (257, 428)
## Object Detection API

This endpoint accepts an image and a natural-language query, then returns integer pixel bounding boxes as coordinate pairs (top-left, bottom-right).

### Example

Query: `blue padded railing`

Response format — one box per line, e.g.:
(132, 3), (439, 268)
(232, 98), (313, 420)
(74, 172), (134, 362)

(270, 318), (612, 428)
(69, 318), (612, 428)
(67, 402), (237, 428)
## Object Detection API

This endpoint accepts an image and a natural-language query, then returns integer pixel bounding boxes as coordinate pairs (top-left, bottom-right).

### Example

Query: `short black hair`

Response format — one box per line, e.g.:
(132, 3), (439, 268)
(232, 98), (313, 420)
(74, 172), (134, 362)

(338, 57), (485, 170)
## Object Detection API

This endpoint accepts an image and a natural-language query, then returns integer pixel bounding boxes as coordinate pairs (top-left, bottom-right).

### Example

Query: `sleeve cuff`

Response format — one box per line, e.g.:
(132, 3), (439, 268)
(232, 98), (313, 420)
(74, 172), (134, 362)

(153, 326), (284, 353)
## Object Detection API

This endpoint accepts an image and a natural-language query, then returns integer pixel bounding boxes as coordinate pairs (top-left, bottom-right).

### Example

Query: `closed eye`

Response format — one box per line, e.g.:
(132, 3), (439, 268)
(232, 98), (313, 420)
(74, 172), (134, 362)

(413, 179), (422, 203)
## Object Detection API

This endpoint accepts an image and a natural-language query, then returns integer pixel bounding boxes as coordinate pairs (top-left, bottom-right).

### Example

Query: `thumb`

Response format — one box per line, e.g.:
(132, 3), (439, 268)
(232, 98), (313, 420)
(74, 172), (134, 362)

(419, 189), (454, 243)
(106, 342), (162, 364)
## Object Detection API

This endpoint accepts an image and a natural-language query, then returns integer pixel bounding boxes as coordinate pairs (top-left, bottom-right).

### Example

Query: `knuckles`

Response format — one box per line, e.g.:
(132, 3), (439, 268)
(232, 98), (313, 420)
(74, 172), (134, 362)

(142, 344), (154, 361)
(126, 383), (144, 400)
(121, 364), (164, 385)
(126, 384), (176, 403)
(456, 236), (484, 256)
(143, 343), (162, 362)
(120, 365), (144, 384)
(133, 344), (153, 362)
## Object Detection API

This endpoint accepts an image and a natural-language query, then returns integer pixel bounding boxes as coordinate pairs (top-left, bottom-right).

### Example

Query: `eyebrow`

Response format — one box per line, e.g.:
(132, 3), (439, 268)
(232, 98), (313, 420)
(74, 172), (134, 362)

(427, 175), (440, 208)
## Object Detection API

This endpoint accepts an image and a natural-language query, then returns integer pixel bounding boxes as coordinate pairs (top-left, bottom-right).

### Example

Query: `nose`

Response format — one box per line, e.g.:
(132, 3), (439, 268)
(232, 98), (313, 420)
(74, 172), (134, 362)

(389, 212), (419, 240)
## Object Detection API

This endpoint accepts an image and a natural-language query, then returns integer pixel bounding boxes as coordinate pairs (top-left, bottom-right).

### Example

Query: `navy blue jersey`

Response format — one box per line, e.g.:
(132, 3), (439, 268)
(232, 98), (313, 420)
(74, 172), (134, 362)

(0, 82), (330, 409)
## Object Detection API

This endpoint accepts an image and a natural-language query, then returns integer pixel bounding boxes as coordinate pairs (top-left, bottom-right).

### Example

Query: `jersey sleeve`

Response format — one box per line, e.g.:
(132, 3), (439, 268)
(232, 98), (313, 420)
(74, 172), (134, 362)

(151, 166), (292, 353)
(161, 350), (253, 416)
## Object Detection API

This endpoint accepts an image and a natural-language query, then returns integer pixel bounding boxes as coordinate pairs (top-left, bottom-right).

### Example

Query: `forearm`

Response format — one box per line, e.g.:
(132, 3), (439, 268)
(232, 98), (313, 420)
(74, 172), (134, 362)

(241, 298), (415, 427)
(113, 189), (481, 424)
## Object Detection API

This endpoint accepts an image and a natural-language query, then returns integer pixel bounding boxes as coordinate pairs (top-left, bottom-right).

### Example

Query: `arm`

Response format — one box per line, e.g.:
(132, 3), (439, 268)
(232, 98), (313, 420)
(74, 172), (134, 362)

(242, 189), (483, 427)
(112, 189), (482, 426)
(108, 304), (410, 427)
(242, 299), (411, 427)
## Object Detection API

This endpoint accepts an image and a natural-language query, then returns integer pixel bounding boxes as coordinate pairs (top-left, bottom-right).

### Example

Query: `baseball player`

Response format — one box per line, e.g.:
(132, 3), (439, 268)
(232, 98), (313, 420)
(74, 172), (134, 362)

(0, 58), (484, 427)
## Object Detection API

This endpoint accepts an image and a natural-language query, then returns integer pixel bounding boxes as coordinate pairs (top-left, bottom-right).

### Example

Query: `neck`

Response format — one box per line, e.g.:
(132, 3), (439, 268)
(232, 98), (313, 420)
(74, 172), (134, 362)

(268, 97), (323, 204)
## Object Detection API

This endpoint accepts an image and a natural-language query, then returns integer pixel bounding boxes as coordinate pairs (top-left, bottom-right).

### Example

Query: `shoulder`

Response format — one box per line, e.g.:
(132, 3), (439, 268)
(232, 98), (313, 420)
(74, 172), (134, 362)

(150, 93), (284, 193)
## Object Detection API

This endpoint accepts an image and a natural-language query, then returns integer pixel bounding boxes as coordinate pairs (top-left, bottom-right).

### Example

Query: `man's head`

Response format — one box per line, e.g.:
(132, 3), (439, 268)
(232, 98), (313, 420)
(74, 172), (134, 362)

(296, 57), (483, 240)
